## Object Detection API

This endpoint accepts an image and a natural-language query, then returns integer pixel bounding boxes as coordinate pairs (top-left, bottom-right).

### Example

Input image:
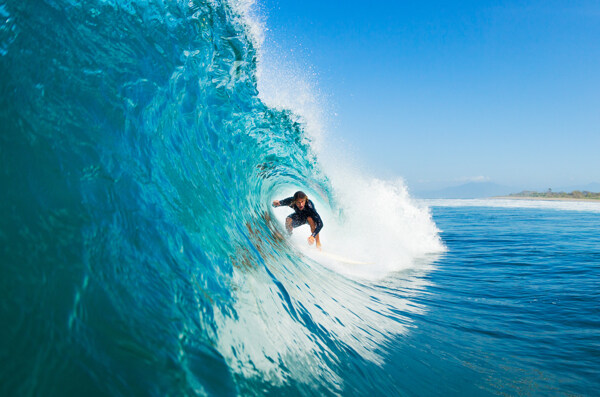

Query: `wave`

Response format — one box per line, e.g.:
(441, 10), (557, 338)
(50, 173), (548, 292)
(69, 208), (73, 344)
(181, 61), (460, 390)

(0, 0), (443, 394)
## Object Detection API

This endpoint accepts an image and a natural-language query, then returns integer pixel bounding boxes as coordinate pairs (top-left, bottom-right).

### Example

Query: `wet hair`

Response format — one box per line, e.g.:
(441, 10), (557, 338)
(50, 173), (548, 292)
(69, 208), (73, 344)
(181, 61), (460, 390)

(293, 191), (308, 204)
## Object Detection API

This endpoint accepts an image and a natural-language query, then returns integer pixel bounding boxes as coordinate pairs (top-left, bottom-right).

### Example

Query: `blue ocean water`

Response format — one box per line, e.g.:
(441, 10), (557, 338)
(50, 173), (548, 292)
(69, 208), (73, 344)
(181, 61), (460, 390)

(404, 201), (600, 396)
(2, 0), (599, 395)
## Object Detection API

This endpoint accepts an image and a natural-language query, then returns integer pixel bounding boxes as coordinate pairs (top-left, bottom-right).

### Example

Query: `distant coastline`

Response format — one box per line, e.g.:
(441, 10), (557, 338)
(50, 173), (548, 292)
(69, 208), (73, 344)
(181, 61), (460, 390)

(494, 190), (600, 203)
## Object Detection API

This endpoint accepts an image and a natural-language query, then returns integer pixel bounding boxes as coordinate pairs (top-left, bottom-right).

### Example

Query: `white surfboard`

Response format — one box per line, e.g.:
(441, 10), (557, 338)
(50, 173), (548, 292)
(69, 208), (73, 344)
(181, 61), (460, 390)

(314, 250), (372, 265)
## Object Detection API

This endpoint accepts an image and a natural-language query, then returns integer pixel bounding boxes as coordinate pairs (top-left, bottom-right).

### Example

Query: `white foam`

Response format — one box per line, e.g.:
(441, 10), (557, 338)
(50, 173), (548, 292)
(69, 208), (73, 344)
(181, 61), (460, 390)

(229, 0), (265, 50)
(423, 198), (600, 213)
(319, 173), (444, 278)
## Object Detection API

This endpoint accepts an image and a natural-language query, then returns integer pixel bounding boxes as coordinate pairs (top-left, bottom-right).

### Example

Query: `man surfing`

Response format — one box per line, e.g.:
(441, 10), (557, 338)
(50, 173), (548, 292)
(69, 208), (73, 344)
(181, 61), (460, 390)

(272, 191), (323, 249)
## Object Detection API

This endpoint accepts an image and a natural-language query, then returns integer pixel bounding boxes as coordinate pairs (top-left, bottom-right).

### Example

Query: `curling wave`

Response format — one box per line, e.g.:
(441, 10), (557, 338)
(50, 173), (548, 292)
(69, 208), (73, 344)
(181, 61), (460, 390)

(0, 0), (443, 395)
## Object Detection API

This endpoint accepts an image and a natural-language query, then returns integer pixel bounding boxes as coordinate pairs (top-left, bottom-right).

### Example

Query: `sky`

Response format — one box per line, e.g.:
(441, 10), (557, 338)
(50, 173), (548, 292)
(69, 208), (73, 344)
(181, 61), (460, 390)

(255, 0), (600, 192)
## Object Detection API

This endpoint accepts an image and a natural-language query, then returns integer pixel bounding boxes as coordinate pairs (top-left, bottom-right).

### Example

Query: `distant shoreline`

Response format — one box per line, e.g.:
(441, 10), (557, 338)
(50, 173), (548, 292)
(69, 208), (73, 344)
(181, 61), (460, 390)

(492, 196), (600, 203)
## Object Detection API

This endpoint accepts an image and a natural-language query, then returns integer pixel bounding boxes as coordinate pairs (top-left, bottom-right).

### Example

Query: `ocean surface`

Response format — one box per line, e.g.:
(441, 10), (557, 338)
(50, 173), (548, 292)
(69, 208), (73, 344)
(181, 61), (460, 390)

(1, 0), (599, 395)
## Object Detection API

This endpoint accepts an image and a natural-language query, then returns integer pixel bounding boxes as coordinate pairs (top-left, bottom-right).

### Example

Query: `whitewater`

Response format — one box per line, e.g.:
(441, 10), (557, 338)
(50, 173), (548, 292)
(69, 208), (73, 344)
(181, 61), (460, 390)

(1, 0), (599, 396)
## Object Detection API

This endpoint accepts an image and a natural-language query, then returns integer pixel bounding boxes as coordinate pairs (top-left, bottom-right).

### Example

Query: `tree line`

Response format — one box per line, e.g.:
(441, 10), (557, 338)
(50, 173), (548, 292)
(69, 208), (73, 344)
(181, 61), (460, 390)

(509, 190), (600, 200)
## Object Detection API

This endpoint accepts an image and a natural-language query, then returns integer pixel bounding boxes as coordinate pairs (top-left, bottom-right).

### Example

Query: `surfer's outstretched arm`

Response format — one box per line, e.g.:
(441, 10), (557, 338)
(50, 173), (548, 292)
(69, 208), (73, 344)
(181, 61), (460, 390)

(272, 197), (293, 207)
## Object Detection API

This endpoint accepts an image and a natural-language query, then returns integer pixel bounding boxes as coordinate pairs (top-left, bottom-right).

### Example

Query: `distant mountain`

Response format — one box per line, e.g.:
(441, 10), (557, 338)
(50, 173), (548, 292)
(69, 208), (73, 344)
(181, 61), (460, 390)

(414, 182), (514, 199)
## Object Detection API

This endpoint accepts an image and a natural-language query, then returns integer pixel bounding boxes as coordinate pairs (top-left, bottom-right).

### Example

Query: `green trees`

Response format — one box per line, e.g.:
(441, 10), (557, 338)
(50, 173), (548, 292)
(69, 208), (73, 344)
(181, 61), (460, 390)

(509, 190), (600, 200)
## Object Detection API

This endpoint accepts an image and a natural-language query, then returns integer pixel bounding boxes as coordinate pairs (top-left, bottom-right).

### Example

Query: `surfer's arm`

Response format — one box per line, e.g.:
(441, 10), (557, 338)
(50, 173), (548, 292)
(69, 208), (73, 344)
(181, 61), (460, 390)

(309, 211), (323, 237)
(305, 200), (323, 237)
(277, 197), (294, 207)
(311, 216), (323, 237)
(307, 212), (322, 249)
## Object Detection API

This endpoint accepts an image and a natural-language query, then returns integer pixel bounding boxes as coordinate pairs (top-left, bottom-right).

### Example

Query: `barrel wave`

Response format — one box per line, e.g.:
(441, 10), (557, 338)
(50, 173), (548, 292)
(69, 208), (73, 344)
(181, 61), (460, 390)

(0, 0), (443, 395)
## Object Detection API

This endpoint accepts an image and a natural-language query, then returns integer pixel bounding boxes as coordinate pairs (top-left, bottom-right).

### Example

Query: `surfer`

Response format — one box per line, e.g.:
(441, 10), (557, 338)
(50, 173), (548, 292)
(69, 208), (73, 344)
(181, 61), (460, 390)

(272, 191), (323, 249)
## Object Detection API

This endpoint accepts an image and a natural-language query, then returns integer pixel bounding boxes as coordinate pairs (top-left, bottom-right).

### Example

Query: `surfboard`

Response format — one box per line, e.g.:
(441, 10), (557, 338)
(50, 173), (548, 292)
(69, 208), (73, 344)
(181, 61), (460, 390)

(315, 250), (372, 265)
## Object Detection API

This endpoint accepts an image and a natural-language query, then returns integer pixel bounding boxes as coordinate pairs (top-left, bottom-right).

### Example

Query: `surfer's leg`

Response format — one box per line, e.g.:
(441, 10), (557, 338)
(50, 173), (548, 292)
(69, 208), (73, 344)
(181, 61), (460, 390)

(286, 213), (305, 235)
(285, 216), (293, 234)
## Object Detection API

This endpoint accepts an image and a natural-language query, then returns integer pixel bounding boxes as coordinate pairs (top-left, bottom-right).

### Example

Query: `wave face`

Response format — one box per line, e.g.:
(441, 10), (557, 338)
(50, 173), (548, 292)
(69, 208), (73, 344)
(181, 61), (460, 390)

(0, 0), (443, 395)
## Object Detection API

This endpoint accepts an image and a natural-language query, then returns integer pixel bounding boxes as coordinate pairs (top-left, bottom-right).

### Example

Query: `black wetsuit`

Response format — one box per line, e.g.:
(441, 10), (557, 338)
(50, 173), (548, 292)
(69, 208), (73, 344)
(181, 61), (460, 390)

(279, 197), (323, 237)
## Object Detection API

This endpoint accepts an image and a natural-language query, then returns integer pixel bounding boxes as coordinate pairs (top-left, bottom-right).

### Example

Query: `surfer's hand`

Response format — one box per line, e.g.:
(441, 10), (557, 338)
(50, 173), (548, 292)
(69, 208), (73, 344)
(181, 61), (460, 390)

(308, 236), (315, 245)
(272, 200), (280, 207)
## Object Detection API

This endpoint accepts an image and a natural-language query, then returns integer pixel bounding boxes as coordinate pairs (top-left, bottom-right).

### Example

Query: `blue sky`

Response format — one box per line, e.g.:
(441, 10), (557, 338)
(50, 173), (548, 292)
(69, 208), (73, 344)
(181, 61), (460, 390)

(257, 0), (600, 191)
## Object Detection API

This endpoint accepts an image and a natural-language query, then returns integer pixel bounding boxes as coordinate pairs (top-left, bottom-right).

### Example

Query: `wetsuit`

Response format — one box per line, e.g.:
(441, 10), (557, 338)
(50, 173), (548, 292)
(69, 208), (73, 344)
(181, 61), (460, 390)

(279, 197), (323, 237)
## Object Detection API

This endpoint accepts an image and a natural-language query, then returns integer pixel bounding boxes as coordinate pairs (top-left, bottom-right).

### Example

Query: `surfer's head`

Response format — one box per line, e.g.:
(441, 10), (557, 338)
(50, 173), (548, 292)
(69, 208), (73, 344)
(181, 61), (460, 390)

(293, 191), (308, 210)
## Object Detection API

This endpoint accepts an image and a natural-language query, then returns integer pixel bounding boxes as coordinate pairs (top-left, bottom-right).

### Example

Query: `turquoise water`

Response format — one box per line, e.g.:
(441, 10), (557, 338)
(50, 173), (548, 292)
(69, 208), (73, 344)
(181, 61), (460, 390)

(2, 0), (599, 395)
